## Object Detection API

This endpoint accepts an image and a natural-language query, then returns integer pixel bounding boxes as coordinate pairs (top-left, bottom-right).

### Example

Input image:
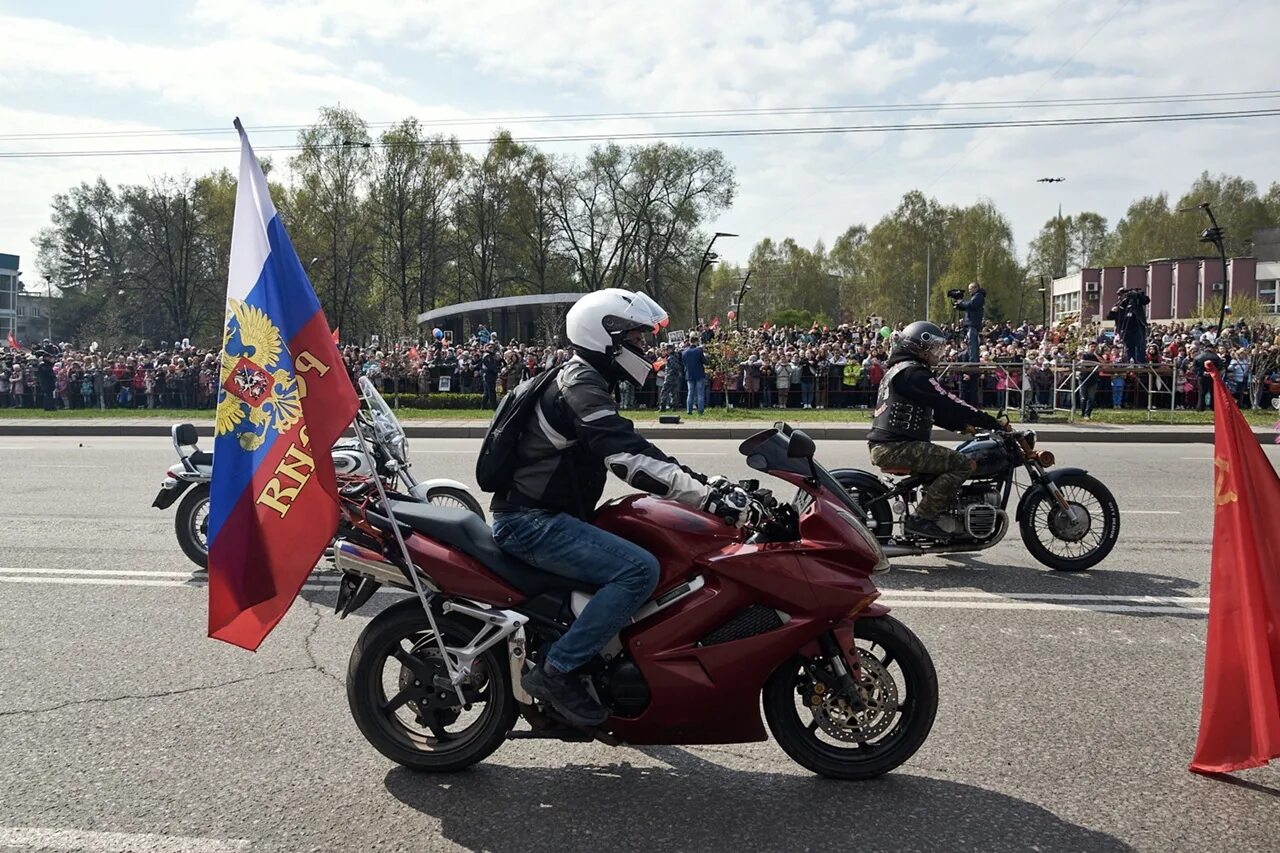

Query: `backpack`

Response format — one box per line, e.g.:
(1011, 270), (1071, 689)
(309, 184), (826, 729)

(475, 365), (563, 493)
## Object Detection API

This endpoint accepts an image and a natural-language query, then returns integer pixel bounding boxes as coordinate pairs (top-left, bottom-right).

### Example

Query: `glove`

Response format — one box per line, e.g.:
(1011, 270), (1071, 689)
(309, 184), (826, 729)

(703, 484), (765, 529)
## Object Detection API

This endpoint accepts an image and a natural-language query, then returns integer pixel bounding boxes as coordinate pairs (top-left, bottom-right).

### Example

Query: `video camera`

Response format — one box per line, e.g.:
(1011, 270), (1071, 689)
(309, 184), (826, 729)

(946, 288), (965, 300)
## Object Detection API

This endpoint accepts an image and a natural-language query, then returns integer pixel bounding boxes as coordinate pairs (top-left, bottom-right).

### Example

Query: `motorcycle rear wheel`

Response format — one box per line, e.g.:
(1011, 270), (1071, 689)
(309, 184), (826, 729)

(174, 484), (210, 570)
(347, 599), (515, 772)
(763, 615), (937, 780)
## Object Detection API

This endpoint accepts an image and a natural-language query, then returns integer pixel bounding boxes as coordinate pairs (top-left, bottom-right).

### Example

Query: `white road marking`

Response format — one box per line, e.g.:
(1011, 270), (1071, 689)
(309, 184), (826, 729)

(883, 590), (1209, 603)
(0, 827), (249, 852)
(881, 600), (1207, 614)
(0, 567), (195, 578)
(29, 464), (108, 469)
(0, 569), (1210, 615)
(0, 575), (389, 593)
(1122, 510), (1182, 514)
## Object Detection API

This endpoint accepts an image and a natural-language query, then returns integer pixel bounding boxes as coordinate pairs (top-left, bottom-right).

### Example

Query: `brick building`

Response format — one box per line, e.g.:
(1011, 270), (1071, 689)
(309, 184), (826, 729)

(1049, 227), (1280, 324)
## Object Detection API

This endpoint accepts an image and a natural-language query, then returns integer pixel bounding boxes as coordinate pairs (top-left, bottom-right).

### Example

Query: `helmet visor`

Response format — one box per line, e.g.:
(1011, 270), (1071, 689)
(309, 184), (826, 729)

(621, 291), (669, 335)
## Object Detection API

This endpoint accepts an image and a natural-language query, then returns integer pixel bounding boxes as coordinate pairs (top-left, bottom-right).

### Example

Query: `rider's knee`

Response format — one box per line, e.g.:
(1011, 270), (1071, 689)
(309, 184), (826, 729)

(621, 551), (660, 597)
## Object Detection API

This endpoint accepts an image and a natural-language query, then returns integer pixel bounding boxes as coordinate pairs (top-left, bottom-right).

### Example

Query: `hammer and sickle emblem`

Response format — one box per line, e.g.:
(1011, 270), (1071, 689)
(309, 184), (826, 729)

(1214, 457), (1238, 506)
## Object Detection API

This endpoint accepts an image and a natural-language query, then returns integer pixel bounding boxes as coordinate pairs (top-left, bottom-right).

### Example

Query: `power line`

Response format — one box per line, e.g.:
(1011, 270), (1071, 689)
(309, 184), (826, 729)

(1, 107), (1276, 160)
(2, 89), (1279, 143)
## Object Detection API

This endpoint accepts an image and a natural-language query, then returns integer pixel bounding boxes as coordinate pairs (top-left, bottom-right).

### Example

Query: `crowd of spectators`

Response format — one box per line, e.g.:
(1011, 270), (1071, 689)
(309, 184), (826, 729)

(3, 316), (1278, 414)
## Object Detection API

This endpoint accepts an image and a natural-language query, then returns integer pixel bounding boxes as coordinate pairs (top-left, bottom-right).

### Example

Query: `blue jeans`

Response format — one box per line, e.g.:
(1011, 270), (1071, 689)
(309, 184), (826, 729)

(686, 377), (707, 414)
(966, 326), (980, 363)
(491, 511), (659, 672)
(800, 379), (814, 407)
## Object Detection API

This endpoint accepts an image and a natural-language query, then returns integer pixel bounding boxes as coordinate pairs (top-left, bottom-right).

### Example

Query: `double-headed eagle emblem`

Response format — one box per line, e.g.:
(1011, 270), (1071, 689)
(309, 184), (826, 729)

(216, 299), (303, 451)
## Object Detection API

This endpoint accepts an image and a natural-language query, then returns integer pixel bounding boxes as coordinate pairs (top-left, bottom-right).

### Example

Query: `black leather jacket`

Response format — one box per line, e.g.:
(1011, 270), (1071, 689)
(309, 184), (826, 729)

(867, 354), (1002, 443)
(491, 354), (710, 519)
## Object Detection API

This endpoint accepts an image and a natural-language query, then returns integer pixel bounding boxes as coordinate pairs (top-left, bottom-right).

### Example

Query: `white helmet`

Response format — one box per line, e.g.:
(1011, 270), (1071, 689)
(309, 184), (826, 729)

(566, 288), (669, 385)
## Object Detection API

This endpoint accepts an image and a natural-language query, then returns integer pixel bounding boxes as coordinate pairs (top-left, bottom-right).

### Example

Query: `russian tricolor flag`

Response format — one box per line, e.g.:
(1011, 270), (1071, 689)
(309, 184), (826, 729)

(207, 119), (358, 650)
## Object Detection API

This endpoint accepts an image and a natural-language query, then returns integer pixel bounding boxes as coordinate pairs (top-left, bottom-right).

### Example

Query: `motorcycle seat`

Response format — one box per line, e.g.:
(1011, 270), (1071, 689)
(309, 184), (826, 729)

(187, 450), (214, 467)
(383, 500), (600, 597)
(877, 466), (914, 476)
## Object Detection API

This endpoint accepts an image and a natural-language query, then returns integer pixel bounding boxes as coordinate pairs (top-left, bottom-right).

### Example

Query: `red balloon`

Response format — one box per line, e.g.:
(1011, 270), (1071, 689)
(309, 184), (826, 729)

(727, 310), (737, 320)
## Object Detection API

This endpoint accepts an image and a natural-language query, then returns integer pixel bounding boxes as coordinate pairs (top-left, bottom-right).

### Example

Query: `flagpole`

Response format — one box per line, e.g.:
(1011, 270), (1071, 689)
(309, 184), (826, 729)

(350, 381), (467, 707)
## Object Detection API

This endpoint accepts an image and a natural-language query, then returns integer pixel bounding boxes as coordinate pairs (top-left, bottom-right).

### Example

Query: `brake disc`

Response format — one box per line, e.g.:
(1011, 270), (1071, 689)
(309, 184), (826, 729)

(806, 649), (900, 743)
(397, 645), (489, 725)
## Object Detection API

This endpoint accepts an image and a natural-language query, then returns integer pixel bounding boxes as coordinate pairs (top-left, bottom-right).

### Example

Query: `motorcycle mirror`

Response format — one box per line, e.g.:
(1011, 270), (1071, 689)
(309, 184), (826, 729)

(787, 430), (816, 460)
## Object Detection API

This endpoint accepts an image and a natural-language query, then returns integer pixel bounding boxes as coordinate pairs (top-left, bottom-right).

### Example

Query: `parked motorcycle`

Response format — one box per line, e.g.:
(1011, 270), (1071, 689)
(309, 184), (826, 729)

(330, 423), (937, 780)
(834, 425), (1120, 572)
(152, 376), (483, 568)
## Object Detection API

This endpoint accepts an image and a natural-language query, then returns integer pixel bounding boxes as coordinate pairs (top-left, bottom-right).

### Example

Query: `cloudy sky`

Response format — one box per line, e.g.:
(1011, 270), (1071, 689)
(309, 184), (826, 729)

(2, 0), (1278, 283)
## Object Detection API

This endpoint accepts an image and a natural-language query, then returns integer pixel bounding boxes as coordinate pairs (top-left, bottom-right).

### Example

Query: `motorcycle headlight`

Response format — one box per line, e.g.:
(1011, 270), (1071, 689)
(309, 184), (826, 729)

(837, 509), (890, 574)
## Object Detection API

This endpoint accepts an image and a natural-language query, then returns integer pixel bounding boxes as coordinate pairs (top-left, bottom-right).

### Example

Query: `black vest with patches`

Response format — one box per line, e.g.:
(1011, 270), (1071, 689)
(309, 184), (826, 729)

(867, 361), (933, 442)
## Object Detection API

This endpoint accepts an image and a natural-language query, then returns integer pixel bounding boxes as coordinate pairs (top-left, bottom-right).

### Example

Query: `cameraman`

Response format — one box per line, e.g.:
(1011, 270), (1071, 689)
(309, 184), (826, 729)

(953, 281), (985, 363)
(1107, 287), (1151, 364)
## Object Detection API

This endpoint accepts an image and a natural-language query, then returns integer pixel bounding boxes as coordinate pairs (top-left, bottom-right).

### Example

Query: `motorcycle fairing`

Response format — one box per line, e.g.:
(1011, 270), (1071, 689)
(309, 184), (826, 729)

(592, 493), (880, 745)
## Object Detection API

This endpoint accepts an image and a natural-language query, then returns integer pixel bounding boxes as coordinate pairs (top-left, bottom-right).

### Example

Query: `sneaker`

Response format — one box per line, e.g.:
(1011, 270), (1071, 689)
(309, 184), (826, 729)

(904, 515), (953, 542)
(522, 663), (608, 728)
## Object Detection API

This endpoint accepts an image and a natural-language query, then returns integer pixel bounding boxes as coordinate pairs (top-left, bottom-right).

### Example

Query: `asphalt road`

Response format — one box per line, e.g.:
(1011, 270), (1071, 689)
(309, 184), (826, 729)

(1, 436), (1278, 853)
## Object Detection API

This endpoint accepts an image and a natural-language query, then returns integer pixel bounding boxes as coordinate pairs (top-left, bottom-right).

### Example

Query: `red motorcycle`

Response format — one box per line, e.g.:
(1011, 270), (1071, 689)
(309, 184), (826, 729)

(331, 424), (938, 780)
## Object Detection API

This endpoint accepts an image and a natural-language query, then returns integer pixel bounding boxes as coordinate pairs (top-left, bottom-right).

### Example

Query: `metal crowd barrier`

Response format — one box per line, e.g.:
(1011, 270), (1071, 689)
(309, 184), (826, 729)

(934, 360), (1186, 423)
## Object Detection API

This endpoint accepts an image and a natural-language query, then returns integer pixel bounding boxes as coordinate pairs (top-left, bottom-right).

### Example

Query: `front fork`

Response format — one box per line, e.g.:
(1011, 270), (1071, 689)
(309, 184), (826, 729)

(1027, 463), (1072, 511)
(819, 628), (866, 711)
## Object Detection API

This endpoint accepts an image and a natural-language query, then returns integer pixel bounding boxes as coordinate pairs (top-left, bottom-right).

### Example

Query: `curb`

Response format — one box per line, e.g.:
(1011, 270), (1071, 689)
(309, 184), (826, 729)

(0, 422), (1272, 445)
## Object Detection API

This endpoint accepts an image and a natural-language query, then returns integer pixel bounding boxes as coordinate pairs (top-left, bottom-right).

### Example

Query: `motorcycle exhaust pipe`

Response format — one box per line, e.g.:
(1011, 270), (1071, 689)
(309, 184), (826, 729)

(881, 542), (990, 557)
(333, 539), (409, 589)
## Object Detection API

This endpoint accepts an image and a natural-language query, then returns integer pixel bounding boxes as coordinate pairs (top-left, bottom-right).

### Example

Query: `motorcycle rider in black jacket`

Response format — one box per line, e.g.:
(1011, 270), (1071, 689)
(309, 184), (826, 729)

(490, 288), (763, 727)
(866, 321), (1008, 541)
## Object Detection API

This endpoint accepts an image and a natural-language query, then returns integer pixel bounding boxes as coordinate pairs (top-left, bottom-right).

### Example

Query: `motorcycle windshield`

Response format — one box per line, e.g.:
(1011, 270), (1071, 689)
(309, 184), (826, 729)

(357, 376), (408, 463)
(739, 423), (865, 517)
(738, 423), (811, 477)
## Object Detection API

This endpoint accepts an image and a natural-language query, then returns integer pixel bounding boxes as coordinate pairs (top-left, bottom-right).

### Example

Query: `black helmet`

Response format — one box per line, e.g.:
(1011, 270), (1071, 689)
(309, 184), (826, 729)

(893, 320), (947, 366)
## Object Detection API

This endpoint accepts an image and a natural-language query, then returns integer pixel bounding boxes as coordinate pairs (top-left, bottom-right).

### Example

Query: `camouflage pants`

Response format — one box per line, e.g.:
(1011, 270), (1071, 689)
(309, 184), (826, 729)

(869, 441), (974, 521)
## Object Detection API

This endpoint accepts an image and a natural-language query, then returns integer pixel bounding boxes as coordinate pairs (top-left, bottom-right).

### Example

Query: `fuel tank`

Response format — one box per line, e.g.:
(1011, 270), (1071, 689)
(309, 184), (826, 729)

(955, 437), (1013, 479)
(593, 495), (740, 592)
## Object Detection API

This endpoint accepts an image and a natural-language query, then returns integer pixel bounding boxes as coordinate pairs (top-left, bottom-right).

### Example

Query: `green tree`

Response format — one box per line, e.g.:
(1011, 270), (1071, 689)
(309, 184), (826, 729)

(290, 106), (374, 333)
(1176, 172), (1277, 257)
(120, 176), (219, 342)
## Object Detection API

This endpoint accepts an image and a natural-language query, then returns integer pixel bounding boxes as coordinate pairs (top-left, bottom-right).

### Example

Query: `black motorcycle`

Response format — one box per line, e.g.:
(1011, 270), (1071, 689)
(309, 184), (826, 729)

(833, 427), (1120, 571)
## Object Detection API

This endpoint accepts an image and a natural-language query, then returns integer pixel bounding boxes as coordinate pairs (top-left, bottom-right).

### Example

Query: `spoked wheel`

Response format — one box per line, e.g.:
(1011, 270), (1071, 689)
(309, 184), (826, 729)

(1018, 473), (1120, 571)
(174, 484), (210, 570)
(763, 615), (938, 780)
(424, 486), (485, 518)
(347, 600), (515, 771)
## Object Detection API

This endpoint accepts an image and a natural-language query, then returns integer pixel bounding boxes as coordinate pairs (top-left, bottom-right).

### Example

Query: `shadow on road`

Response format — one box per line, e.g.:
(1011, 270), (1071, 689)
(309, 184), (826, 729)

(884, 552), (1203, 612)
(383, 746), (1131, 853)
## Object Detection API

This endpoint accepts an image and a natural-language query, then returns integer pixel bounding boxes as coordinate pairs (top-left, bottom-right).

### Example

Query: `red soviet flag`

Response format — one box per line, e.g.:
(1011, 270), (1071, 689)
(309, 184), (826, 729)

(6, 330), (18, 350)
(1189, 365), (1280, 774)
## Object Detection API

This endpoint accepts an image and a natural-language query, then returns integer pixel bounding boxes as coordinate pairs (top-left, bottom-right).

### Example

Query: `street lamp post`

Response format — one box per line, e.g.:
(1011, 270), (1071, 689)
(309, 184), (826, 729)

(1038, 278), (1048, 327)
(1177, 203), (1229, 332)
(693, 232), (736, 327)
(735, 270), (753, 332)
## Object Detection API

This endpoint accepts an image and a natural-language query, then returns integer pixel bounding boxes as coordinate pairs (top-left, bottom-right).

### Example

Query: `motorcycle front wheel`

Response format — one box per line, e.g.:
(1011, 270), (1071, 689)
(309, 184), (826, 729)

(1018, 473), (1120, 571)
(347, 599), (515, 772)
(763, 615), (938, 780)
(174, 484), (210, 570)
